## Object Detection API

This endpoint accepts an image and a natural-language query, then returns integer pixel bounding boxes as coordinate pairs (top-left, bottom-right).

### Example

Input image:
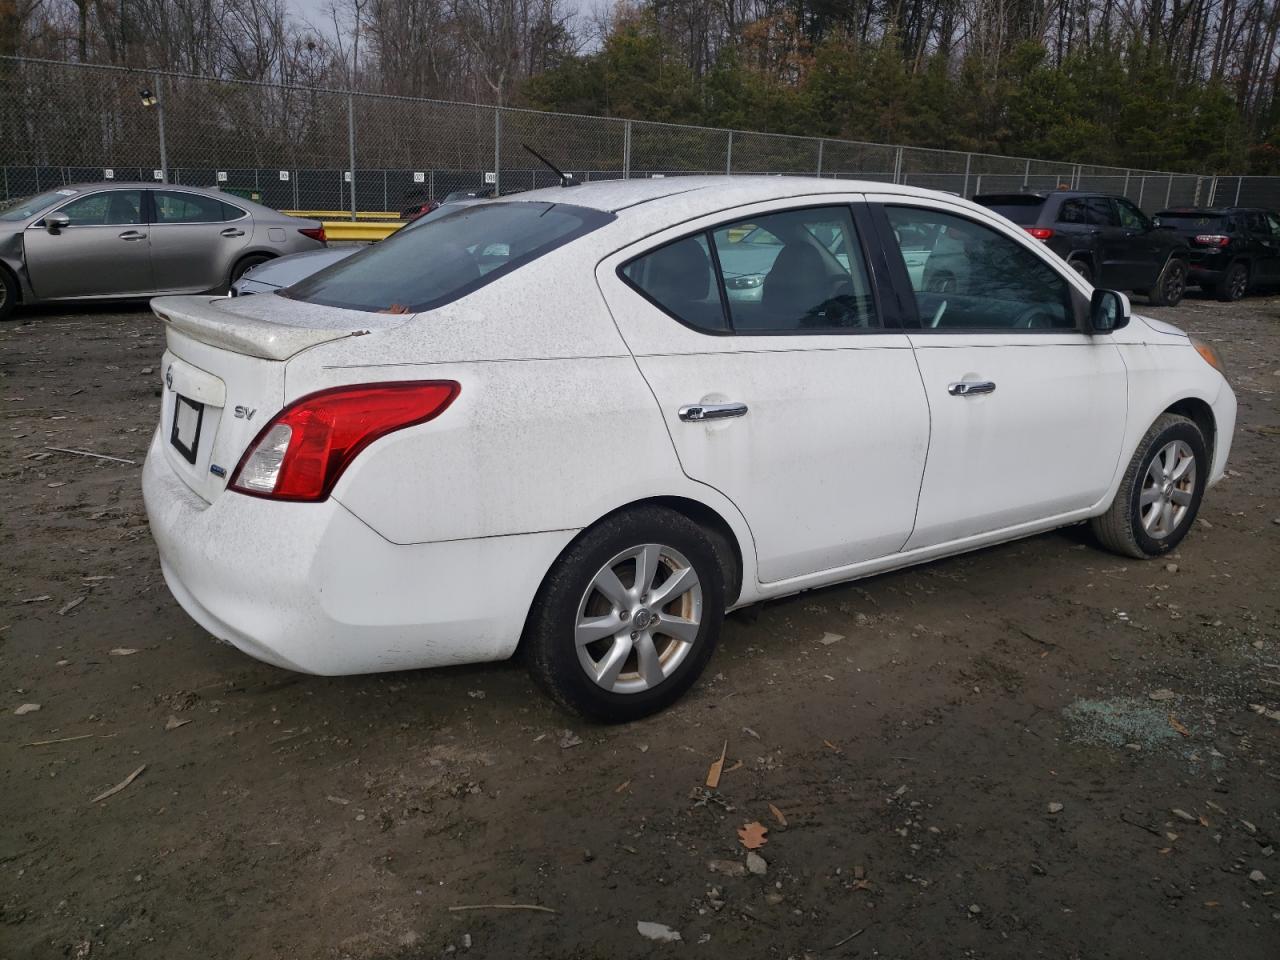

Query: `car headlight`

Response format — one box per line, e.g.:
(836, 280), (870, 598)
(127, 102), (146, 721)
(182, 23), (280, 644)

(1190, 337), (1228, 378)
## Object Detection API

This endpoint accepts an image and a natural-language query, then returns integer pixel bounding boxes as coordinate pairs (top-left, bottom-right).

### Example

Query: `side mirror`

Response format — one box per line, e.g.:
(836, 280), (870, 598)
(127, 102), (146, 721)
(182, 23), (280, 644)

(1089, 289), (1130, 334)
(45, 212), (70, 234)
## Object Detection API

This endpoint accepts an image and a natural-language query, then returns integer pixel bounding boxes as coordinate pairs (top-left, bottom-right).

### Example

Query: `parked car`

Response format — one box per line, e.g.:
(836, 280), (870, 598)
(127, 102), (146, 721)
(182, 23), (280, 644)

(143, 176), (1234, 721)
(397, 192), (439, 222)
(1153, 206), (1280, 300)
(973, 190), (1190, 305)
(0, 183), (325, 321)
(232, 199), (483, 296)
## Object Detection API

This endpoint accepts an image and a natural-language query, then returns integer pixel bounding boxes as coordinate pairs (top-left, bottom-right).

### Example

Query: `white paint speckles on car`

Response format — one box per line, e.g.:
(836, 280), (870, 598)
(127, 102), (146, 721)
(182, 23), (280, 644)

(142, 175), (1236, 721)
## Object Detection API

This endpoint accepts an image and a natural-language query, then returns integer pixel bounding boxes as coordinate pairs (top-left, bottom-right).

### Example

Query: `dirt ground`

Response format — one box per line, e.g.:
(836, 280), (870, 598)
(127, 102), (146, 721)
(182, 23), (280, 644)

(1, 293), (1278, 960)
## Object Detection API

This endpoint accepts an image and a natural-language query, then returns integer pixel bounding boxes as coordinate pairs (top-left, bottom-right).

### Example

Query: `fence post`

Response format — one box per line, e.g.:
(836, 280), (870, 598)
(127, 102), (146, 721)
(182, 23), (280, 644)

(816, 139), (825, 177)
(1123, 170), (1130, 199)
(962, 153), (971, 198)
(347, 93), (357, 220)
(1023, 159), (1030, 188)
(154, 74), (169, 183)
(492, 108), (502, 196)
(623, 120), (632, 179)
(1165, 175), (1173, 208)
(726, 132), (733, 175)
(893, 146), (904, 184)
(382, 170), (387, 212)
(1073, 164), (1082, 189)
(1234, 176), (1243, 205)
(1207, 176), (1217, 205)
(1137, 176), (1145, 207)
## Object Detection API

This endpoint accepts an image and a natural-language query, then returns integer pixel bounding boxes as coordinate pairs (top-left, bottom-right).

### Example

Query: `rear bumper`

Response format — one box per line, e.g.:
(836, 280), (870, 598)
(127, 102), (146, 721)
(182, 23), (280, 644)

(142, 428), (573, 675)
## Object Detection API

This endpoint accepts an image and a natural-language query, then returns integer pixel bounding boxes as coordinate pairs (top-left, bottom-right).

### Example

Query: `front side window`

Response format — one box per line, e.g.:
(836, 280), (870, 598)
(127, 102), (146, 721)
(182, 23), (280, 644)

(1245, 211), (1269, 234)
(1115, 198), (1150, 231)
(1267, 213), (1280, 235)
(885, 205), (1074, 330)
(621, 205), (877, 334)
(58, 191), (143, 226)
(154, 191), (241, 224)
(3, 189), (79, 222)
(286, 201), (614, 313)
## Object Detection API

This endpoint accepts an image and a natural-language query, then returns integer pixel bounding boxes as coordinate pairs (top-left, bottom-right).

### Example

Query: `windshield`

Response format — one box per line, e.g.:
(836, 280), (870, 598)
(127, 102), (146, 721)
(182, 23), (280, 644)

(285, 201), (613, 313)
(0, 189), (78, 221)
(975, 197), (1045, 226)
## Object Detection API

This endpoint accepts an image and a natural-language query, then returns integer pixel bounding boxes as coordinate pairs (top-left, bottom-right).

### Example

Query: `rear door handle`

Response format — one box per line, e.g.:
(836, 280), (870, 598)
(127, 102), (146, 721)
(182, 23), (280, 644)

(948, 380), (996, 397)
(220, 228), (246, 237)
(118, 230), (146, 241)
(679, 402), (748, 422)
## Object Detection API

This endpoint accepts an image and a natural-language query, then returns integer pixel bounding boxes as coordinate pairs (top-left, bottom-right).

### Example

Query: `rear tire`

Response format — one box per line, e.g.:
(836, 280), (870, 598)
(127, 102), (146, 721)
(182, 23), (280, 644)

(1147, 258), (1187, 306)
(524, 506), (726, 722)
(1090, 413), (1207, 559)
(0, 267), (17, 322)
(229, 254), (272, 289)
(1214, 262), (1249, 302)
(1068, 259), (1093, 284)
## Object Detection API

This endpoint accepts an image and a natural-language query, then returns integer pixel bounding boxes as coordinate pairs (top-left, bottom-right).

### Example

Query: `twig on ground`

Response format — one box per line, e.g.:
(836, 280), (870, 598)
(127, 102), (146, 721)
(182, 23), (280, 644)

(447, 903), (557, 914)
(45, 446), (137, 466)
(90, 764), (146, 804)
(23, 734), (95, 748)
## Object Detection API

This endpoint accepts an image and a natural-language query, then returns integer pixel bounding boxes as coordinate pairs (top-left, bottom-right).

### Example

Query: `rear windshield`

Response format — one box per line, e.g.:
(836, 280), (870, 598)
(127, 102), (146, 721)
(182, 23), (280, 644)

(1154, 213), (1225, 232)
(974, 196), (1044, 226)
(284, 201), (614, 313)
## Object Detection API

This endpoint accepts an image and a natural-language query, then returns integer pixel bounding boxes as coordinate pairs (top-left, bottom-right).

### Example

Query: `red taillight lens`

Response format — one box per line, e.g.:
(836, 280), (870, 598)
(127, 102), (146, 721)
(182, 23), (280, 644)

(1024, 227), (1055, 240)
(229, 381), (459, 502)
(298, 226), (327, 244)
(1193, 234), (1230, 247)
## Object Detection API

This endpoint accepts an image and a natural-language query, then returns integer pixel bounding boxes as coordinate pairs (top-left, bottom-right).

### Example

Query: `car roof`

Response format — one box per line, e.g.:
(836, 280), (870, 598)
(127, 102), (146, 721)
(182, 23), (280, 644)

(505, 174), (985, 217)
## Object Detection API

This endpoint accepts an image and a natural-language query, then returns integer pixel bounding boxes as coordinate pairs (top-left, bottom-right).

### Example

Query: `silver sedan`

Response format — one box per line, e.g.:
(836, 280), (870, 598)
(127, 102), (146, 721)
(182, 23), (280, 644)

(0, 183), (325, 321)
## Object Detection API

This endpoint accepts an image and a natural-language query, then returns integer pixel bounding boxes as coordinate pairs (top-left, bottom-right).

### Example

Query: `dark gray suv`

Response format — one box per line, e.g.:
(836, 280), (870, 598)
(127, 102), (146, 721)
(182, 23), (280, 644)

(975, 190), (1190, 305)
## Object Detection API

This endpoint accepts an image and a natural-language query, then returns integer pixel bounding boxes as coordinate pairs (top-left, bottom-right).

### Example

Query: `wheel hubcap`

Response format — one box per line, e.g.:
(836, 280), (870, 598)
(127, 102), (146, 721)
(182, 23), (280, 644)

(1231, 269), (1247, 298)
(1139, 440), (1196, 538)
(575, 543), (703, 694)
(1166, 266), (1185, 301)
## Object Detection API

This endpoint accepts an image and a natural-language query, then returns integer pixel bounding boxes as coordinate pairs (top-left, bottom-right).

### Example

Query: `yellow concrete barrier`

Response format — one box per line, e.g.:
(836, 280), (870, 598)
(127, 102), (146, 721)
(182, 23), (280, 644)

(321, 220), (405, 242)
(285, 210), (400, 220)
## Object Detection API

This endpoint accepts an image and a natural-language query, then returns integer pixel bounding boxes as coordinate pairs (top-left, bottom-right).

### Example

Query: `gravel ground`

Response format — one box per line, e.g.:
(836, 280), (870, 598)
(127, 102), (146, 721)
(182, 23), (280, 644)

(1, 294), (1278, 960)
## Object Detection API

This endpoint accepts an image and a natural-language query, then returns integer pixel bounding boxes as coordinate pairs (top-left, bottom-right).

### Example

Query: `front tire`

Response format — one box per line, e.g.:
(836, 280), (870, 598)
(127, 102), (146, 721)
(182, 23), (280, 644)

(0, 267), (17, 322)
(524, 506), (726, 722)
(1148, 258), (1187, 306)
(1091, 413), (1207, 558)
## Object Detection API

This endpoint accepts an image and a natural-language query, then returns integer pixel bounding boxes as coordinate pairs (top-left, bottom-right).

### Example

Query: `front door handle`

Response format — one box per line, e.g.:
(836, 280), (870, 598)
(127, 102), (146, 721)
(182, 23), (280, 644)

(948, 380), (996, 397)
(679, 401), (748, 422)
(220, 228), (245, 237)
(118, 230), (146, 241)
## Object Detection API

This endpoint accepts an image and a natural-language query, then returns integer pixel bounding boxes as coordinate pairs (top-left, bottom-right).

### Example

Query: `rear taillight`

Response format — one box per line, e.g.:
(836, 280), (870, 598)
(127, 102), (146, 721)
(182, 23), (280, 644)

(298, 226), (327, 245)
(229, 381), (459, 502)
(1024, 227), (1055, 241)
(1193, 234), (1230, 247)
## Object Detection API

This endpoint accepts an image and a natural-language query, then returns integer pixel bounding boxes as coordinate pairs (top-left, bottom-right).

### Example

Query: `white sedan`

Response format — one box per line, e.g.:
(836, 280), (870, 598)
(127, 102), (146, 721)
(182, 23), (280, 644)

(142, 176), (1235, 721)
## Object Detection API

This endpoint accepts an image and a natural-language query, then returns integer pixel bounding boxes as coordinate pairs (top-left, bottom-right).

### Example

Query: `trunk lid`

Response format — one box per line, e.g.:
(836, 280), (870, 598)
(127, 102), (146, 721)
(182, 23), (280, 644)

(152, 294), (409, 503)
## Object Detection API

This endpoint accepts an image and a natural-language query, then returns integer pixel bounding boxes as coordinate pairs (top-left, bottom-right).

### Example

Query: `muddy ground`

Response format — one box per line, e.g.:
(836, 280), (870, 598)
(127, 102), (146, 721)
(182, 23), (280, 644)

(1, 294), (1278, 960)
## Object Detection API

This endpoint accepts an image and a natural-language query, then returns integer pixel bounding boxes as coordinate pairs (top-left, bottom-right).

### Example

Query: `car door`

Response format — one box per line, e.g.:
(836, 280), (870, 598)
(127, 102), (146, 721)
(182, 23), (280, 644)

(869, 197), (1128, 548)
(1084, 196), (1132, 287)
(22, 189), (152, 299)
(1114, 197), (1165, 289)
(1249, 211), (1280, 282)
(597, 198), (931, 584)
(149, 190), (251, 292)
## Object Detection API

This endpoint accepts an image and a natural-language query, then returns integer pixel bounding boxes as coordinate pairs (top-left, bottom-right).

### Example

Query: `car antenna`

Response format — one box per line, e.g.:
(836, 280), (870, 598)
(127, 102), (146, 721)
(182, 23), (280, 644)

(522, 143), (578, 187)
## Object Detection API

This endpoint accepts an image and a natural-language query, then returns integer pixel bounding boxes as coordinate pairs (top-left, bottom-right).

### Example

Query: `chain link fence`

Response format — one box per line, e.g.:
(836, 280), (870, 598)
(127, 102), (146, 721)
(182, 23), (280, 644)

(0, 55), (1248, 217)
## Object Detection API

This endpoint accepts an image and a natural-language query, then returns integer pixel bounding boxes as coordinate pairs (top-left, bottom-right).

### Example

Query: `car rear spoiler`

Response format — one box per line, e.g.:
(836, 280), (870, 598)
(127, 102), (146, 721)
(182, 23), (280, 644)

(151, 295), (377, 362)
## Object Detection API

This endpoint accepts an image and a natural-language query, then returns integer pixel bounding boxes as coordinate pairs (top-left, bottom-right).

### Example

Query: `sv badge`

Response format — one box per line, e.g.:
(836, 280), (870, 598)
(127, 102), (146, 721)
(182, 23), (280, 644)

(234, 405), (257, 421)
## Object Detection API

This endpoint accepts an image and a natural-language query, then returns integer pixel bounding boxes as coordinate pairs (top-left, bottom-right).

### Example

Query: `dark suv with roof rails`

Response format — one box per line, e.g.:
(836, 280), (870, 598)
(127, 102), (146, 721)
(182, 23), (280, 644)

(974, 190), (1191, 306)
(1153, 206), (1280, 301)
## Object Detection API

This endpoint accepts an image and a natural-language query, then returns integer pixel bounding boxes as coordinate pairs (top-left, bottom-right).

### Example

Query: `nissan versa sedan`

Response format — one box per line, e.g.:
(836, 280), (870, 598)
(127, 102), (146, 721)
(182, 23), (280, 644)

(142, 176), (1235, 722)
(0, 183), (325, 321)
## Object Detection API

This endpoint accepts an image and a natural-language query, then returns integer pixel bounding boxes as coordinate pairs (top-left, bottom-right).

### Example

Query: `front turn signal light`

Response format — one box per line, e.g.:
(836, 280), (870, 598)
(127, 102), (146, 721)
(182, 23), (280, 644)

(1191, 337), (1227, 379)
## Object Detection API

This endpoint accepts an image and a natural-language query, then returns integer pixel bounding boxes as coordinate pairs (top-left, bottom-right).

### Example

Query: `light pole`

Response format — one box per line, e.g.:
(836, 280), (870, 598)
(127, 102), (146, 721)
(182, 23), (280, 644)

(140, 80), (168, 184)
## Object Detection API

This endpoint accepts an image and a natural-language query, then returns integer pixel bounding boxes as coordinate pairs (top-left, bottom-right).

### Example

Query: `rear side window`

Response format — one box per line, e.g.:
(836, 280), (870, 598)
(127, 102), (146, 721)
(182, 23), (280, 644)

(1057, 199), (1087, 224)
(1086, 198), (1119, 226)
(621, 205), (877, 334)
(154, 191), (242, 223)
(1155, 213), (1225, 232)
(287, 201), (614, 313)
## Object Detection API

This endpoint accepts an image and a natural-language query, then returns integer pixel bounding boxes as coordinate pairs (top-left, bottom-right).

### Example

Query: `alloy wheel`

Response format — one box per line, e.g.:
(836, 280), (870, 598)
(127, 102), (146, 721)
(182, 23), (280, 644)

(574, 543), (703, 694)
(1139, 440), (1196, 538)
(1229, 265), (1248, 300)
(1164, 263), (1186, 303)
